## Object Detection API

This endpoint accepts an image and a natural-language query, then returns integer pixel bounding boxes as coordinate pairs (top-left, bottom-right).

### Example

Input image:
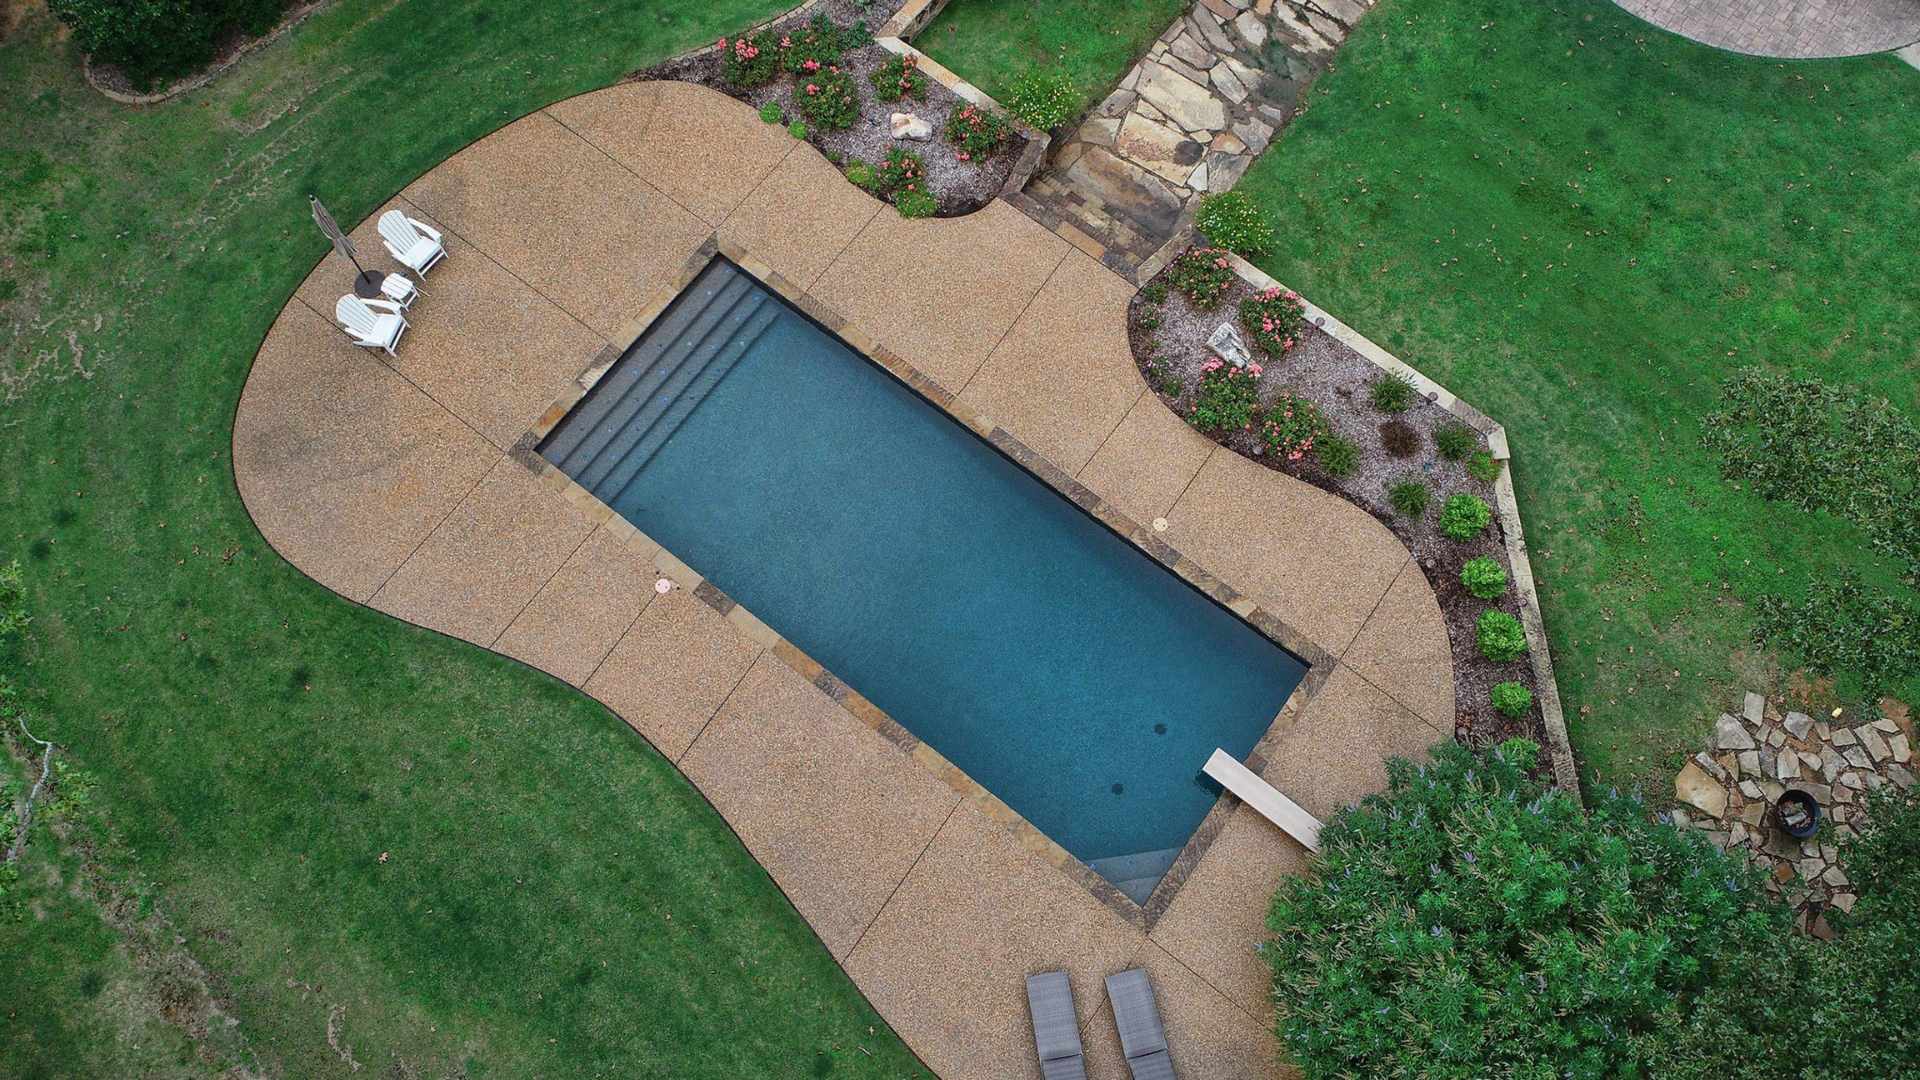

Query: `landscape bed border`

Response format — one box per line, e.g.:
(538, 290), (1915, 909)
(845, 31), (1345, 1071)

(515, 233), (1340, 929)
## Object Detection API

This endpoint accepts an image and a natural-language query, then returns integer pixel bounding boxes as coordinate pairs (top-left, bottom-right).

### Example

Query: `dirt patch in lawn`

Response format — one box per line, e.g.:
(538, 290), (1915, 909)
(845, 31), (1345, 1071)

(636, 0), (1027, 217)
(1131, 264), (1545, 751)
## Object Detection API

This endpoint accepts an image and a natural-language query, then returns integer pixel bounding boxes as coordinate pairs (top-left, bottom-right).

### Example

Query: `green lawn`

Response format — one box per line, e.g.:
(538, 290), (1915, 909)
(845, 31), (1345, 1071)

(1235, 0), (1919, 786)
(917, 0), (1188, 118)
(0, 3), (929, 1076)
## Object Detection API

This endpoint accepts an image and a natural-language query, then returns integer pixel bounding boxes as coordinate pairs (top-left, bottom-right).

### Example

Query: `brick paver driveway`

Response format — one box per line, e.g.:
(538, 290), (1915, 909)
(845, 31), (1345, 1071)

(1614, 0), (1920, 58)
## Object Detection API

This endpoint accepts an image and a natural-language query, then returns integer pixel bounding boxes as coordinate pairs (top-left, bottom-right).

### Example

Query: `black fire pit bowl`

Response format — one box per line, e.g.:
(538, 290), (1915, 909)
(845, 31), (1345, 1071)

(1774, 789), (1821, 840)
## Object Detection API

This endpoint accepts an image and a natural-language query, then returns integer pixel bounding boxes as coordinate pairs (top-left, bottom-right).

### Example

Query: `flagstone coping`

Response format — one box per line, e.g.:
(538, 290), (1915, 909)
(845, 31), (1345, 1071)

(235, 80), (1454, 1078)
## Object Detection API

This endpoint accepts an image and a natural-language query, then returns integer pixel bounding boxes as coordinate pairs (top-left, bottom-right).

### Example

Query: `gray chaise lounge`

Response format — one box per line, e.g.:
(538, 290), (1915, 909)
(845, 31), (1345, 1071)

(1105, 968), (1175, 1080)
(1025, 971), (1087, 1080)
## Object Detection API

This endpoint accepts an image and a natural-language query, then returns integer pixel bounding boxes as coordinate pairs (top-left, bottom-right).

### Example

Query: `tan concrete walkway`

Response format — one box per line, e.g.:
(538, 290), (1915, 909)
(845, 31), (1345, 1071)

(234, 80), (1453, 1080)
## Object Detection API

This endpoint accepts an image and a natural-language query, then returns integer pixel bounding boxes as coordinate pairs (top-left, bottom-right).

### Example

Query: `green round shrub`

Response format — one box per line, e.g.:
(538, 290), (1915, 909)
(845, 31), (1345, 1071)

(1006, 68), (1078, 130)
(1439, 493), (1492, 540)
(1490, 680), (1533, 717)
(1267, 739), (1776, 1080)
(1434, 421), (1477, 460)
(1467, 450), (1501, 483)
(758, 101), (784, 124)
(1387, 479), (1429, 518)
(1195, 191), (1275, 257)
(795, 66), (859, 132)
(786, 120), (808, 140)
(1477, 609), (1527, 661)
(1315, 435), (1358, 478)
(1369, 372), (1416, 413)
(1460, 555), (1507, 599)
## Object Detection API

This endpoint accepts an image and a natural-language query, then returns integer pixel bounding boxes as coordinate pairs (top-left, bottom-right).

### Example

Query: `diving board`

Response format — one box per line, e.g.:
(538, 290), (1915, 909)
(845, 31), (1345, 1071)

(1203, 749), (1323, 852)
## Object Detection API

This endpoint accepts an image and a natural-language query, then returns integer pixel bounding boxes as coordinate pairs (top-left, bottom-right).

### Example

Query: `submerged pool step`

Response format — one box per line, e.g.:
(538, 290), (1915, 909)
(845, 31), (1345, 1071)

(600, 303), (783, 505)
(1086, 845), (1184, 906)
(541, 269), (758, 481)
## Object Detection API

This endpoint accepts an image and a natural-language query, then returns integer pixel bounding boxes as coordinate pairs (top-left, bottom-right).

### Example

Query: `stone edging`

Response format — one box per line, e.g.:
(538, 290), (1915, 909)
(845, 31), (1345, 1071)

(514, 233), (1340, 930)
(1221, 252), (1580, 802)
(81, 0), (331, 106)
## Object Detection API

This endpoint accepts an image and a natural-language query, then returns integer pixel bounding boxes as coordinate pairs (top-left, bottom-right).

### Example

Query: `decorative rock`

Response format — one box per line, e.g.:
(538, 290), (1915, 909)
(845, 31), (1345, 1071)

(1761, 779), (1786, 802)
(1114, 112), (1204, 185)
(1670, 808), (1691, 829)
(1839, 770), (1866, 790)
(1136, 63), (1229, 134)
(1820, 748), (1843, 783)
(1739, 800), (1766, 825)
(1730, 822), (1748, 846)
(1187, 162), (1210, 192)
(1783, 711), (1814, 739)
(1231, 116), (1275, 154)
(1169, 32), (1214, 70)
(1159, 53), (1214, 91)
(1873, 718), (1900, 733)
(1222, 56), (1263, 93)
(1714, 713), (1755, 751)
(1207, 322), (1251, 368)
(889, 112), (932, 140)
(1209, 62), (1250, 104)
(1859, 726), (1892, 762)
(1675, 760), (1728, 818)
(1693, 752), (1727, 782)
(1744, 691), (1766, 724)
(1233, 10), (1268, 49)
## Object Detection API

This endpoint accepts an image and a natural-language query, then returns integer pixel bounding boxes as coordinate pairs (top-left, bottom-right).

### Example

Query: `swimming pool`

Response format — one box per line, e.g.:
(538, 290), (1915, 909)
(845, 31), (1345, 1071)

(540, 258), (1307, 903)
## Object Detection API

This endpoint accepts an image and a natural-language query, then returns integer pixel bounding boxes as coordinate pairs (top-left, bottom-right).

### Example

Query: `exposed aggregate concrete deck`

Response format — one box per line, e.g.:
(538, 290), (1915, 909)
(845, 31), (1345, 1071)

(234, 80), (1454, 1079)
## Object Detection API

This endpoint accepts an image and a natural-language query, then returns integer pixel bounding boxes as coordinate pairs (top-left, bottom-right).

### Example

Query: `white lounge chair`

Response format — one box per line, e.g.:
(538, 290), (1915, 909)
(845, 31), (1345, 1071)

(1203, 749), (1323, 852)
(378, 211), (446, 276)
(335, 294), (408, 357)
(378, 272), (419, 310)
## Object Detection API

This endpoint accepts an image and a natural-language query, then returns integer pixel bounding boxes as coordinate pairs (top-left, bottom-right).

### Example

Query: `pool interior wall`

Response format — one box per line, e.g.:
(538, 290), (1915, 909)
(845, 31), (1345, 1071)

(539, 258), (1307, 903)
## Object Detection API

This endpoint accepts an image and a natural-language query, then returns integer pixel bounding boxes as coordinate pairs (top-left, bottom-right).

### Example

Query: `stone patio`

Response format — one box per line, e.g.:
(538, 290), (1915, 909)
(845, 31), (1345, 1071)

(1613, 0), (1920, 59)
(234, 80), (1454, 1079)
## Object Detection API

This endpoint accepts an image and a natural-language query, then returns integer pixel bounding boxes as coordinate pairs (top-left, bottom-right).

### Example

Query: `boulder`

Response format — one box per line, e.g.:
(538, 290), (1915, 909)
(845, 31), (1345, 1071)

(1674, 760), (1728, 818)
(889, 112), (932, 140)
(1208, 323), (1252, 368)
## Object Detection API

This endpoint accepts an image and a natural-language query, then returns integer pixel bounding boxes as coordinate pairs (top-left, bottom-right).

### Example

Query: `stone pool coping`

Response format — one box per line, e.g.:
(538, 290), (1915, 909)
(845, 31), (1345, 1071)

(233, 78), (1456, 1079)
(521, 235), (1338, 928)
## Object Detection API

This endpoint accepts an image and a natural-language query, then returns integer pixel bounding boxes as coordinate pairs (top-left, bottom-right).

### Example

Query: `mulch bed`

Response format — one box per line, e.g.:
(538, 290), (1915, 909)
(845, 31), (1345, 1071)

(1130, 262), (1545, 750)
(634, 0), (1026, 217)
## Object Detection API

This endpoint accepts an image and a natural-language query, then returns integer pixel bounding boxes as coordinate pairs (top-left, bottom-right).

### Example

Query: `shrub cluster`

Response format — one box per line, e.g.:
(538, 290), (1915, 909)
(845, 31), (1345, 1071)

(1489, 680), (1532, 718)
(795, 65), (859, 132)
(1315, 435), (1358, 478)
(1466, 450), (1501, 483)
(778, 15), (858, 74)
(1260, 395), (1325, 462)
(1433, 421), (1477, 460)
(942, 103), (1010, 160)
(1438, 493), (1491, 540)
(1368, 372), (1416, 413)
(1459, 555), (1507, 599)
(1378, 419), (1419, 458)
(1239, 286), (1304, 356)
(1189, 360), (1260, 435)
(1166, 247), (1236, 309)
(1006, 68), (1077, 130)
(1267, 739), (1779, 1080)
(722, 31), (781, 88)
(1195, 191), (1275, 257)
(1702, 369), (1920, 578)
(50, 0), (294, 90)
(869, 148), (936, 218)
(1387, 479), (1429, 518)
(867, 52), (925, 102)
(1477, 609), (1527, 661)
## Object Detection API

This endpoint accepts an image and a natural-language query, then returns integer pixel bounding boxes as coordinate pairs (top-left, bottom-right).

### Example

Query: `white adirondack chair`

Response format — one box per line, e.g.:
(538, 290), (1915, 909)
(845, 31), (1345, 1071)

(378, 210), (446, 276)
(378, 272), (419, 310)
(335, 294), (408, 357)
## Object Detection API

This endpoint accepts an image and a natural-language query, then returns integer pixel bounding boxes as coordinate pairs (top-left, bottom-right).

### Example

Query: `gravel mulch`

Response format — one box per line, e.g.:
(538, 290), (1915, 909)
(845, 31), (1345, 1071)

(1130, 263), (1546, 750)
(635, 0), (1025, 217)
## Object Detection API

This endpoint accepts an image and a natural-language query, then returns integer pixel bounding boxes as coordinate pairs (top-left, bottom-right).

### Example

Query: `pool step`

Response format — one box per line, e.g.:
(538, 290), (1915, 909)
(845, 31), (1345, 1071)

(600, 303), (782, 505)
(540, 265), (757, 482)
(1087, 846), (1184, 906)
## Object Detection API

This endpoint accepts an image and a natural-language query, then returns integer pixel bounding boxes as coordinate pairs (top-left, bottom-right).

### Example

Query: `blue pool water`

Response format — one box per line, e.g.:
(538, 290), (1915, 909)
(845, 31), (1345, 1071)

(540, 259), (1306, 901)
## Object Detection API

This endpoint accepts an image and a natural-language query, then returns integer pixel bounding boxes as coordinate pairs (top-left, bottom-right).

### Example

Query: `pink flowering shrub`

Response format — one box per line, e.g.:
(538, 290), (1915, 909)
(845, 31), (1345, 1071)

(1259, 394), (1327, 462)
(795, 65), (859, 131)
(719, 31), (779, 88)
(1240, 286), (1305, 356)
(1189, 361), (1260, 435)
(778, 14), (852, 74)
(942, 104), (1010, 159)
(1165, 246), (1236, 310)
(875, 148), (937, 218)
(868, 52), (926, 102)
